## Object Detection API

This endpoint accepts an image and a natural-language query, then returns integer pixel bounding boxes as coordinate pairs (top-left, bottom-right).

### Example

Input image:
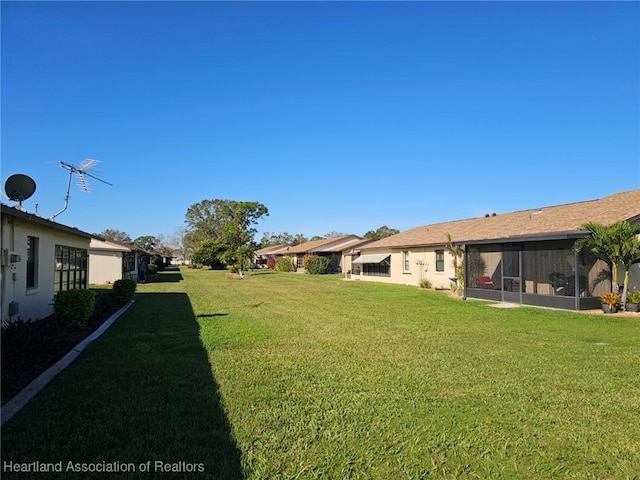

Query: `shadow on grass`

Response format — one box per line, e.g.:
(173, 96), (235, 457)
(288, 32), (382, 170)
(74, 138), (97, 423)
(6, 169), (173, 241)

(0, 293), (244, 479)
(148, 270), (184, 283)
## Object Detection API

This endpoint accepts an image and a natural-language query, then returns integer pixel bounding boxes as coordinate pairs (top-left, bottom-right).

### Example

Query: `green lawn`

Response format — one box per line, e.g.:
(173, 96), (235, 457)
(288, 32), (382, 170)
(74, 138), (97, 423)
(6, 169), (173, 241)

(2, 268), (639, 479)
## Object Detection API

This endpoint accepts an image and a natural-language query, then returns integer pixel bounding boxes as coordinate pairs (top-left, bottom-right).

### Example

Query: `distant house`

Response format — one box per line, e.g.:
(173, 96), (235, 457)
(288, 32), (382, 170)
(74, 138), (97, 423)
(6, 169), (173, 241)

(254, 244), (290, 267)
(1, 204), (93, 323)
(354, 190), (640, 310)
(286, 235), (364, 272)
(340, 238), (377, 276)
(89, 238), (143, 284)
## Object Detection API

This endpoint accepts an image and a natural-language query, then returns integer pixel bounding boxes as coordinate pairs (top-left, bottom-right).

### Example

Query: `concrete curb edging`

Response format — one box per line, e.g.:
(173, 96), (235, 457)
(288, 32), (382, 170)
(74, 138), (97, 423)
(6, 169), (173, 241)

(1, 299), (136, 427)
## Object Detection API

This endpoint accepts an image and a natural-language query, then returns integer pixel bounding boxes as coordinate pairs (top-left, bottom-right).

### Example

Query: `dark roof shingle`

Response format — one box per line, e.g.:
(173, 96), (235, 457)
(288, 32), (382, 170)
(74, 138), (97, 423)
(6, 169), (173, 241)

(363, 190), (640, 250)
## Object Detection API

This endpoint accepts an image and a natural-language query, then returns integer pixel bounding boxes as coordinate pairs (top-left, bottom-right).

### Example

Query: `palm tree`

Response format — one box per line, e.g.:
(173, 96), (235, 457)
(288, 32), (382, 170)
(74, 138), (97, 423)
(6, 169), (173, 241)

(574, 221), (640, 307)
(445, 232), (465, 295)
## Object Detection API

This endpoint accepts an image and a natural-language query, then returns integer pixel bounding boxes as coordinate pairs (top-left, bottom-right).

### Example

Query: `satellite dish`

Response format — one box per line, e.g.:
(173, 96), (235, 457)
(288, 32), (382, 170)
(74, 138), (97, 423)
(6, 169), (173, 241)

(5, 174), (37, 203)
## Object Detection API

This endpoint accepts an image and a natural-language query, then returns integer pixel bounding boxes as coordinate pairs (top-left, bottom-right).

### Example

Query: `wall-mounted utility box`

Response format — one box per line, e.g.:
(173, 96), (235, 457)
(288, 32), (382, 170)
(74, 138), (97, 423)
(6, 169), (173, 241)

(8, 301), (19, 316)
(2, 249), (22, 266)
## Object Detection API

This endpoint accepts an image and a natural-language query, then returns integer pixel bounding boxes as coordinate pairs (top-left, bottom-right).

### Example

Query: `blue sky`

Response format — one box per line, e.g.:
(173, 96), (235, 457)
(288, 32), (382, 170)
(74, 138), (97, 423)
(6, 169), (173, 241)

(2, 1), (639, 243)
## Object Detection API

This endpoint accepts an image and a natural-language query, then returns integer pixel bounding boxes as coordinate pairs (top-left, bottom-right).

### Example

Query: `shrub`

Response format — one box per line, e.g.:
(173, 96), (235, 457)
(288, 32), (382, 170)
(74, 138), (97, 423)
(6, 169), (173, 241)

(302, 254), (315, 271)
(147, 263), (158, 274)
(627, 291), (640, 304)
(1, 317), (62, 368)
(112, 279), (137, 303)
(275, 257), (296, 272)
(266, 257), (276, 269)
(54, 289), (96, 327)
(420, 279), (433, 289)
(599, 292), (621, 306)
(305, 255), (331, 275)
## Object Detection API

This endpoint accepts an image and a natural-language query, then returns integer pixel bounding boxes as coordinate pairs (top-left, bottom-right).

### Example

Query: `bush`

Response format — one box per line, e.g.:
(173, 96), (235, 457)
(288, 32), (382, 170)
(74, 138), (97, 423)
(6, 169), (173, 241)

(266, 257), (276, 269)
(54, 289), (96, 327)
(274, 257), (296, 272)
(1, 318), (62, 368)
(147, 263), (158, 274)
(112, 279), (137, 303)
(305, 255), (331, 275)
(627, 291), (640, 304)
(420, 279), (433, 289)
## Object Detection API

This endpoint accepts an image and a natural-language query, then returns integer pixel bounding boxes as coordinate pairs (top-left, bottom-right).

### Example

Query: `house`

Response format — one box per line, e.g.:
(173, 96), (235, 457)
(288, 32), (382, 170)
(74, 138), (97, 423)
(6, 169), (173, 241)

(254, 244), (290, 267)
(286, 235), (364, 272)
(352, 190), (640, 310)
(89, 238), (143, 284)
(1, 204), (93, 323)
(340, 238), (378, 276)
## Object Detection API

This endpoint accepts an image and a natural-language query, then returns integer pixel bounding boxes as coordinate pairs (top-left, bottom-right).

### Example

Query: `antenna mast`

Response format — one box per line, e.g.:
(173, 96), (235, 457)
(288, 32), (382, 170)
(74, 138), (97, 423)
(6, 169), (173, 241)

(50, 158), (112, 221)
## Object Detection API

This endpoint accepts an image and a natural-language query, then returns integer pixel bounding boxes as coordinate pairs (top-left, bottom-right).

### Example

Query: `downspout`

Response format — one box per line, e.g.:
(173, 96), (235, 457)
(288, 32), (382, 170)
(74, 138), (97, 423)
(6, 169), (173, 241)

(1, 215), (17, 322)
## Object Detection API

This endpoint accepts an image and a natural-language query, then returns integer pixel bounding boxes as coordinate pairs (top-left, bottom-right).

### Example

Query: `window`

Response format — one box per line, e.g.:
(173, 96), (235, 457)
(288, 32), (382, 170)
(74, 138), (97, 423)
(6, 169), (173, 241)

(435, 250), (445, 272)
(403, 250), (410, 272)
(27, 236), (39, 289)
(123, 252), (136, 278)
(54, 245), (88, 291)
(363, 256), (391, 277)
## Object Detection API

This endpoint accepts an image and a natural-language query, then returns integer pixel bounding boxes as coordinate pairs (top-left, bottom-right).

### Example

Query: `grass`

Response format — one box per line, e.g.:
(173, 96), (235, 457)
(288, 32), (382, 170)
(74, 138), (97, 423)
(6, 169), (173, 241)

(2, 268), (639, 479)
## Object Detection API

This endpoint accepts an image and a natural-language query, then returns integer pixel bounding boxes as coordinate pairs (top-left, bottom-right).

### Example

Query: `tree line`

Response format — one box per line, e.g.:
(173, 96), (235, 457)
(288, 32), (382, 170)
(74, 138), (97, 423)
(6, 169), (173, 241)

(96, 199), (400, 271)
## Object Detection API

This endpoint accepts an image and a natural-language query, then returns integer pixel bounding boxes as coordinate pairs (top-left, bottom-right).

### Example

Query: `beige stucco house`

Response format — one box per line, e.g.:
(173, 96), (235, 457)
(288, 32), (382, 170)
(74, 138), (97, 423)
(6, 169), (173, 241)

(89, 238), (140, 284)
(351, 190), (640, 310)
(1, 204), (93, 323)
(254, 244), (290, 267)
(286, 235), (364, 272)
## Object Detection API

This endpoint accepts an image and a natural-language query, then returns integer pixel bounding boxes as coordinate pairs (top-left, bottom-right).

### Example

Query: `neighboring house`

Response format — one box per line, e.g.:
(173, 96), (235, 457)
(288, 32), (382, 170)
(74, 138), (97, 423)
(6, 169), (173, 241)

(287, 235), (363, 272)
(1, 204), (93, 323)
(355, 190), (640, 311)
(341, 238), (377, 276)
(254, 244), (290, 267)
(89, 238), (139, 284)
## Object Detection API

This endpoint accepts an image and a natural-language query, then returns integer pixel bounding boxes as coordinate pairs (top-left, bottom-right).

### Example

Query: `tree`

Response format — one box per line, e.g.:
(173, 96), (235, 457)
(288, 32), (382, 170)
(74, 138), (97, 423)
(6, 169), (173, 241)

(165, 227), (190, 263)
(574, 221), (640, 307)
(324, 231), (346, 238)
(260, 231), (292, 247)
(190, 240), (226, 269)
(97, 229), (132, 244)
(185, 199), (268, 275)
(153, 234), (176, 258)
(363, 225), (400, 241)
(445, 232), (465, 295)
(260, 232), (308, 247)
(133, 235), (159, 251)
(292, 233), (308, 246)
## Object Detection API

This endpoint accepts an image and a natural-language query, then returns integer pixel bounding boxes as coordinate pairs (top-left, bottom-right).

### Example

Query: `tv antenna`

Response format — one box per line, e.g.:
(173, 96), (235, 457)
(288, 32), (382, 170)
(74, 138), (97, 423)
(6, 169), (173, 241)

(4, 174), (37, 211)
(50, 158), (112, 221)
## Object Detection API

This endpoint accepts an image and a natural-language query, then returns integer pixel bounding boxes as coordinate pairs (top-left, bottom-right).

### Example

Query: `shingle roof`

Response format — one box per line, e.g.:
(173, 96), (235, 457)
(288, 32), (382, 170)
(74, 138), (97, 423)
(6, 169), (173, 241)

(1, 204), (94, 239)
(362, 190), (640, 250)
(287, 235), (360, 254)
(90, 238), (133, 252)
(255, 244), (290, 255)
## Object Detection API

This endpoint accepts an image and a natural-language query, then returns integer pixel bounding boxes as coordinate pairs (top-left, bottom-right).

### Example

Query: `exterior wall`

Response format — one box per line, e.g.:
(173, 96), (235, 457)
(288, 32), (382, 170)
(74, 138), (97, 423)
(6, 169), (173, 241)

(89, 250), (123, 284)
(1, 215), (90, 323)
(354, 247), (456, 288)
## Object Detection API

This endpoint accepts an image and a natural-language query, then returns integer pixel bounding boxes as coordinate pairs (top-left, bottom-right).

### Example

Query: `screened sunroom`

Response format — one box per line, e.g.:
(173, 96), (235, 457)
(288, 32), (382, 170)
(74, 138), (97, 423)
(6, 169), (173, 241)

(465, 236), (611, 310)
